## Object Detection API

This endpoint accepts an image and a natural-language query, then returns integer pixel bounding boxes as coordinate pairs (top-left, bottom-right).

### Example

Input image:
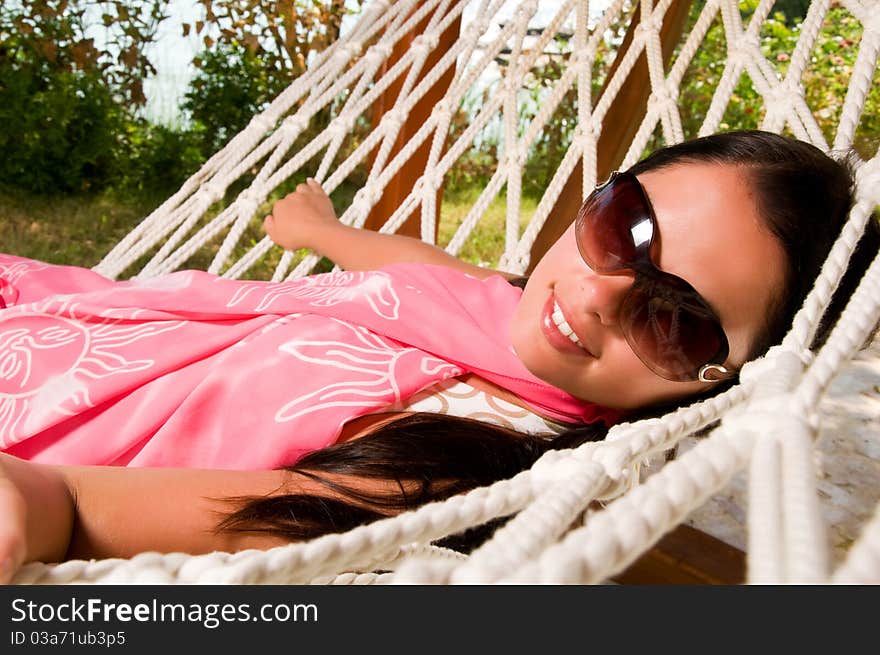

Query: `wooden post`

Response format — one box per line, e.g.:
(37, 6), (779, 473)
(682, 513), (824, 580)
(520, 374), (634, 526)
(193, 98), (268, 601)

(526, 0), (693, 272)
(363, 6), (461, 239)
(613, 524), (746, 584)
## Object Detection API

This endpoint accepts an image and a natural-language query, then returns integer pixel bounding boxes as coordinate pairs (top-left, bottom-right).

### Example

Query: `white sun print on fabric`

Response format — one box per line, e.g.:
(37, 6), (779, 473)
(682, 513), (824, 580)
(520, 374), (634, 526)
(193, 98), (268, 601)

(225, 270), (401, 320)
(275, 318), (462, 425)
(0, 298), (187, 444)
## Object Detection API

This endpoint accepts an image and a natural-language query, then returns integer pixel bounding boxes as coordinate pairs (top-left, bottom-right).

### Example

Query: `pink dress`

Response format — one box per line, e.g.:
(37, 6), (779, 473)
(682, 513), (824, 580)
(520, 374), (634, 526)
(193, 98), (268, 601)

(0, 254), (615, 469)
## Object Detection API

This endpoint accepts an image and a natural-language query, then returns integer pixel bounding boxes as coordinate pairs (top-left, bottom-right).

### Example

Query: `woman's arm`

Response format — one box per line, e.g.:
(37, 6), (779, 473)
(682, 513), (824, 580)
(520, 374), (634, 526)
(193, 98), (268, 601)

(263, 179), (514, 279)
(0, 453), (305, 582)
(0, 454), (73, 581)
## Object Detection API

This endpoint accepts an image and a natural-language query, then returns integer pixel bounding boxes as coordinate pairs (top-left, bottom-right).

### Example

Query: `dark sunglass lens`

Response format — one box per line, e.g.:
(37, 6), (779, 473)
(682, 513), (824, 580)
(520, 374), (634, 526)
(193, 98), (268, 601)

(576, 174), (653, 273)
(621, 286), (725, 381)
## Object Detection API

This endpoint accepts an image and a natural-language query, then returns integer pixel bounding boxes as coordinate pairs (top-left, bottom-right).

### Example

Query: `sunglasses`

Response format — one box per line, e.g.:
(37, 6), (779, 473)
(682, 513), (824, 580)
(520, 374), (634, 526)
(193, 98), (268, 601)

(574, 171), (736, 383)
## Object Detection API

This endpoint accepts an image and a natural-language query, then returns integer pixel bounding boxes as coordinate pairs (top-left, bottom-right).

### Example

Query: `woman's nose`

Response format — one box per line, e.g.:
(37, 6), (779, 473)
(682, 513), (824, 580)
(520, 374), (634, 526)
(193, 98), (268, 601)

(579, 271), (635, 326)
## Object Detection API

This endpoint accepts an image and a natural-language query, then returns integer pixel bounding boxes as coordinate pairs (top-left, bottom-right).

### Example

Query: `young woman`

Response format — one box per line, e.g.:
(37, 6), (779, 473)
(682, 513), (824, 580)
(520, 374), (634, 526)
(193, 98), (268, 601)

(0, 130), (877, 582)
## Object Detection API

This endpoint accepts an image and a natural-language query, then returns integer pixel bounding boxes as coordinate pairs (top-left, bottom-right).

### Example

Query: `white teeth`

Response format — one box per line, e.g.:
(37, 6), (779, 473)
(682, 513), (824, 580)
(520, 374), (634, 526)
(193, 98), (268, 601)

(551, 301), (586, 350)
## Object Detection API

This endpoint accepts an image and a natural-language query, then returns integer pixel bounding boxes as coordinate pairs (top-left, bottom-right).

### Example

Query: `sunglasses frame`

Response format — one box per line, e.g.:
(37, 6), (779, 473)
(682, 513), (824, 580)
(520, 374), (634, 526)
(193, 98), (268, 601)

(575, 171), (736, 384)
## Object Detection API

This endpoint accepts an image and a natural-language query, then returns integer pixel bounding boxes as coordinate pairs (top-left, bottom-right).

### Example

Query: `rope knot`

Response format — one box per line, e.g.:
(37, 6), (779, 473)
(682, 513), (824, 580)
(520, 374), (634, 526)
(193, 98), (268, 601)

(341, 41), (362, 58)
(411, 177), (427, 195)
(368, 0), (391, 13)
(353, 185), (383, 210)
(854, 157), (880, 206)
(508, 144), (528, 167)
(424, 172), (444, 192)
(432, 98), (453, 119)
(738, 344), (813, 387)
(720, 392), (799, 442)
(381, 109), (405, 131)
(765, 83), (794, 107)
(728, 38), (754, 65)
(649, 85), (675, 110)
(529, 447), (602, 491)
(327, 113), (356, 139)
(247, 115), (274, 133)
(740, 33), (761, 52)
(203, 181), (226, 204)
(281, 116), (308, 137)
(462, 22), (482, 42)
(412, 33), (439, 55)
(635, 14), (663, 38)
(366, 43), (393, 63)
(517, 0), (538, 18)
(237, 189), (261, 213)
(571, 47), (596, 67)
(498, 252), (529, 276)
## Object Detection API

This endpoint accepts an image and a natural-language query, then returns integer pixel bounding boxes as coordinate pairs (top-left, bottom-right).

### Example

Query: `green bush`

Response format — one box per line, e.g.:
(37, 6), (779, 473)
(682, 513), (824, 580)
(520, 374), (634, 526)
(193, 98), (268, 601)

(0, 49), (123, 194)
(112, 121), (205, 203)
(0, 1), (167, 195)
(183, 42), (290, 157)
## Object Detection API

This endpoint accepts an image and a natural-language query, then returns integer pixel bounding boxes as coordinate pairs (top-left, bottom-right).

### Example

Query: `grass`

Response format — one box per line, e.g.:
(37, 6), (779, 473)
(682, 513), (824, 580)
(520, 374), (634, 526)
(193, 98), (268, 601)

(0, 184), (539, 275)
(0, 190), (161, 269)
(438, 186), (539, 269)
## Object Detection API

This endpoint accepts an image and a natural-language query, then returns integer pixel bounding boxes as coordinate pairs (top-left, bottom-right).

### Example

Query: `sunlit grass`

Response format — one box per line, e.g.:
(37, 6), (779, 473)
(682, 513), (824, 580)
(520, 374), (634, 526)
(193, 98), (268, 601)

(438, 186), (539, 269)
(0, 190), (156, 269)
(0, 186), (537, 275)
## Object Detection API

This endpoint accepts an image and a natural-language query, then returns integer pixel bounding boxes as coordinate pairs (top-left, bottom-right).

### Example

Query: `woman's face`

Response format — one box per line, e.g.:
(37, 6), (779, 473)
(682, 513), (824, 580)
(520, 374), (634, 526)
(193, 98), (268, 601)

(509, 162), (787, 410)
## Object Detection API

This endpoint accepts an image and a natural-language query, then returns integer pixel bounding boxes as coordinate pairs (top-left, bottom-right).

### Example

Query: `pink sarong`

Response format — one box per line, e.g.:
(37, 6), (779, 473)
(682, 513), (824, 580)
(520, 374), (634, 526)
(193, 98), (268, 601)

(0, 254), (615, 469)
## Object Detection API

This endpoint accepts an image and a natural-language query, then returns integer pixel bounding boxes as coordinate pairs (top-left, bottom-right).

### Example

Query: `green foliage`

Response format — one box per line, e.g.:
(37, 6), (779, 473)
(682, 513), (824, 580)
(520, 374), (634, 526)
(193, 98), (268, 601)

(183, 42), (290, 156)
(112, 122), (205, 203)
(803, 5), (880, 158)
(670, 0), (879, 159)
(0, 0), (166, 106)
(519, 45), (579, 196)
(0, 33), (123, 193)
(446, 0), (878, 195)
(675, 0), (805, 139)
(183, 1), (358, 78)
(443, 6), (632, 195)
(0, 0), (166, 194)
(773, 0), (811, 25)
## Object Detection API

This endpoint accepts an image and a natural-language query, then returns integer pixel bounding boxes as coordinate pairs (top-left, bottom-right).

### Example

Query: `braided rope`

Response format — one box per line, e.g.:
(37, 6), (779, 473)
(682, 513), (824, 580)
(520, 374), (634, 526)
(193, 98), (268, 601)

(12, 0), (867, 585)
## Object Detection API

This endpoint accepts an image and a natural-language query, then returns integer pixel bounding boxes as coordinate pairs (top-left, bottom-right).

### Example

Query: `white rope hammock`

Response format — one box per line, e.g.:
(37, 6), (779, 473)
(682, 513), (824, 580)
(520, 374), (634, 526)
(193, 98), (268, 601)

(17, 0), (880, 584)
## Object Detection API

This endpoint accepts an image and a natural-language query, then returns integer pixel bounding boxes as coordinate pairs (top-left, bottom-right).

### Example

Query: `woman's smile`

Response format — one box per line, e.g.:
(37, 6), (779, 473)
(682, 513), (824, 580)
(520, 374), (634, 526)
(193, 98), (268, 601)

(540, 293), (595, 357)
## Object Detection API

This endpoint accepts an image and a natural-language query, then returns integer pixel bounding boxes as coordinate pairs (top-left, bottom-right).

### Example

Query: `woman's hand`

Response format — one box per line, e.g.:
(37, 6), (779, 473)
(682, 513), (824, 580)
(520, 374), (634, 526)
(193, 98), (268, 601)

(263, 178), (511, 278)
(0, 454), (74, 583)
(263, 178), (341, 253)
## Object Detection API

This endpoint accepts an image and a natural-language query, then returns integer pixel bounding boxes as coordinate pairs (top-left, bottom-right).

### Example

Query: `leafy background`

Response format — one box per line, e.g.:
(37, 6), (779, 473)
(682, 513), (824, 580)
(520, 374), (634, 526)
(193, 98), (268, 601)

(0, 0), (876, 270)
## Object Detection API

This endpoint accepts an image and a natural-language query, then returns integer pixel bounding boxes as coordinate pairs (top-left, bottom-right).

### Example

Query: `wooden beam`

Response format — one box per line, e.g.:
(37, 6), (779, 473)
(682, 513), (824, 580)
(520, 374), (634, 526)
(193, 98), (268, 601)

(364, 7), (461, 239)
(612, 524), (746, 585)
(526, 0), (693, 272)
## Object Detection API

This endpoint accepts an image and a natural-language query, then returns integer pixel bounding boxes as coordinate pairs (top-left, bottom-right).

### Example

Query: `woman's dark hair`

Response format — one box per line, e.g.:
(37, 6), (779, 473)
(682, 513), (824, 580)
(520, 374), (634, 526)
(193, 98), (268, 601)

(217, 130), (879, 550)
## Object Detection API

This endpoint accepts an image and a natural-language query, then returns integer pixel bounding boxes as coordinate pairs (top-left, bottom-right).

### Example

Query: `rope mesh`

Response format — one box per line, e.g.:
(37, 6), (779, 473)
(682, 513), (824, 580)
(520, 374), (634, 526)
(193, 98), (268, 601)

(20, 0), (879, 584)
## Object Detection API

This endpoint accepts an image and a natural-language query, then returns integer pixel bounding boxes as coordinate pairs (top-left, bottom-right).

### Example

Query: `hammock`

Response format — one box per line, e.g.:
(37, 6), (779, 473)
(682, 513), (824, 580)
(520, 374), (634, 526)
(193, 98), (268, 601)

(15, 0), (880, 584)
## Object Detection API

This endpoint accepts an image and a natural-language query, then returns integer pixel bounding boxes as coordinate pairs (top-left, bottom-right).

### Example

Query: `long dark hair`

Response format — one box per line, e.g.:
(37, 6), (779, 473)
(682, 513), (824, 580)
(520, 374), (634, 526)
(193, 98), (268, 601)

(217, 130), (879, 549)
